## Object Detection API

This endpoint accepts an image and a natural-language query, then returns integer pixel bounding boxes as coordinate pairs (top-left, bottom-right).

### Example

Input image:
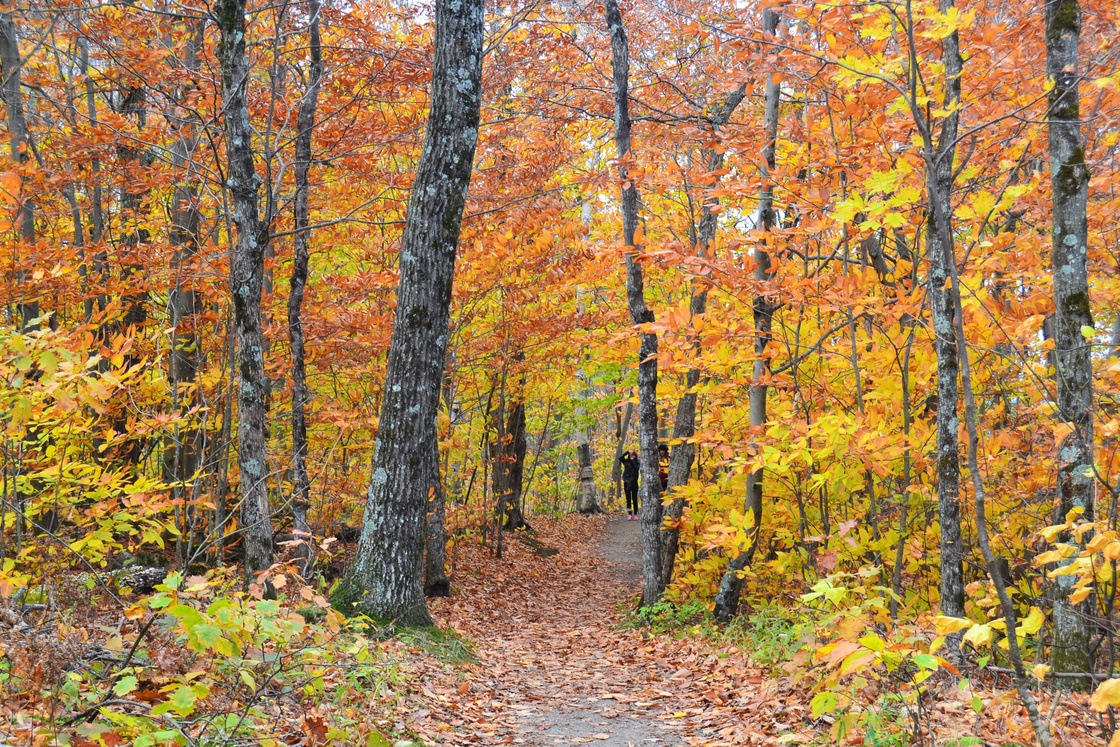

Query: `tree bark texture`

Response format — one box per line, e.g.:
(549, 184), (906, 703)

(216, 0), (275, 578)
(339, 0), (484, 625)
(499, 398), (528, 529)
(713, 9), (780, 624)
(165, 20), (205, 504)
(605, 0), (662, 608)
(1045, 0), (1094, 687)
(575, 428), (599, 514)
(424, 437), (450, 597)
(924, 0), (966, 627)
(659, 87), (746, 593)
(0, 11), (39, 331)
(288, 0), (323, 577)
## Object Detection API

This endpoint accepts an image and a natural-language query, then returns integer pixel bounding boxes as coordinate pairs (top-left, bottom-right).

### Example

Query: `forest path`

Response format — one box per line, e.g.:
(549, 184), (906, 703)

(416, 515), (777, 747)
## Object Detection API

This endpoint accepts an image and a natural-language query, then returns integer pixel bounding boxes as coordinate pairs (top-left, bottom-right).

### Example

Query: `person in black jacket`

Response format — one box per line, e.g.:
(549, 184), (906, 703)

(620, 450), (640, 519)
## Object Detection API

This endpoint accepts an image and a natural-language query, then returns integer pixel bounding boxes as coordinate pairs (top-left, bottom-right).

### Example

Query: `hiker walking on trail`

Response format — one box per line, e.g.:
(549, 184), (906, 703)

(620, 449), (640, 519)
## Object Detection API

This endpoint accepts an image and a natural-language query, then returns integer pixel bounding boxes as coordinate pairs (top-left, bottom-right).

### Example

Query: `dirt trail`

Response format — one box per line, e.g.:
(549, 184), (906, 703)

(422, 515), (761, 747)
(502, 516), (671, 746)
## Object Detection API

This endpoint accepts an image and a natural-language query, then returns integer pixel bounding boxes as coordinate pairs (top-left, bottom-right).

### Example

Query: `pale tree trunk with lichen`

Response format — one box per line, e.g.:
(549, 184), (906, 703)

(1046, 0), (1094, 689)
(216, 0), (275, 579)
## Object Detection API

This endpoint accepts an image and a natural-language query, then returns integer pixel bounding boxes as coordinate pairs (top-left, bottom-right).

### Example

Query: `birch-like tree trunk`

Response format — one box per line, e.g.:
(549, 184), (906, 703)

(713, 9), (780, 624)
(1045, 0), (1094, 687)
(288, 0), (323, 577)
(216, 0), (275, 579)
(339, 0), (484, 625)
(605, 0), (662, 607)
(659, 87), (746, 592)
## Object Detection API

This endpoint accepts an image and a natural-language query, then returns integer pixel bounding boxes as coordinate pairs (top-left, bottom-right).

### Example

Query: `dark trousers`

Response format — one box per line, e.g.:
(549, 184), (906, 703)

(624, 481), (639, 514)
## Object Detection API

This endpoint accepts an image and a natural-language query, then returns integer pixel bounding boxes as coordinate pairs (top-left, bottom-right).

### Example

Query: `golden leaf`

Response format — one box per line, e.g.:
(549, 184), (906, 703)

(1090, 679), (1120, 712)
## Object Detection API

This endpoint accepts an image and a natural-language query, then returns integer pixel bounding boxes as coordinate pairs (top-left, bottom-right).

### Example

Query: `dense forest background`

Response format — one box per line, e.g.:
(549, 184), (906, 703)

(1, 0), (1119, 742)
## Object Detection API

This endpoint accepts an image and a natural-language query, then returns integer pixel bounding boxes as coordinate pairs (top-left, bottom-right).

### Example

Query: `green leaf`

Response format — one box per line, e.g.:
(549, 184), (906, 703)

(113, 675), (138, 697)
(971, 694), (983, 714)
(239, 670), (257, 691)
(190, 623), (224, 651)
(912, 653), (939, 670)
(151, 683), (208, 717)
(811, 691), (840, 719)
(365, 732), (393, 747)
(1081, 326), (1095, 339)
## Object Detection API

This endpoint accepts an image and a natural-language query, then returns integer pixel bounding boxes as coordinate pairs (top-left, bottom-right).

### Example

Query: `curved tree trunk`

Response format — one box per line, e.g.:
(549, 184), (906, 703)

(1045, 0), (1094, 688)
(216, 0), (275, 580)
(338, 0), (484, 625)
(713, 8), (781, 625)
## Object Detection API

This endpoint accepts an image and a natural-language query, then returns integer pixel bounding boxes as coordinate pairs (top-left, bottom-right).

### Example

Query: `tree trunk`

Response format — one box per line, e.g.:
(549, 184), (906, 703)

(659, 87), (746, 592)
(0, 11), (39, 331)
(165, 20), (205, 528)
(502, 398), (528, 529)
(1045, 0), (1094, 688)
(338, 0), (483, 625)
(713, 9), (780, 624)
(575, 428), (599, 514)
(216, 0), (275, 579)
(424, 437), (450, 597)
(80, 39), (105, 327)
(924, 0), (967, 632)
(288, 0), (323, 578)
(605, 0), (661, 607)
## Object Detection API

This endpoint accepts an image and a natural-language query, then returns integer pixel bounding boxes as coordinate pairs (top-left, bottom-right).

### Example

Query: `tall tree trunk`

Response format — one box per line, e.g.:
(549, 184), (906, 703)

(0, 11), (38, 331)
(338, 0), (484, 625)
(1045, 0), (1094, 688)
(165, 20), (205, 525)
(80, 39), (105, 327)
(605, 0), (661, 608)
(923, 0), (967, 633)
(288, 0), (322, 578)
(216, 0), (275, 579)
(659, 86), (746, 592)
(713, 8), (780, 624)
